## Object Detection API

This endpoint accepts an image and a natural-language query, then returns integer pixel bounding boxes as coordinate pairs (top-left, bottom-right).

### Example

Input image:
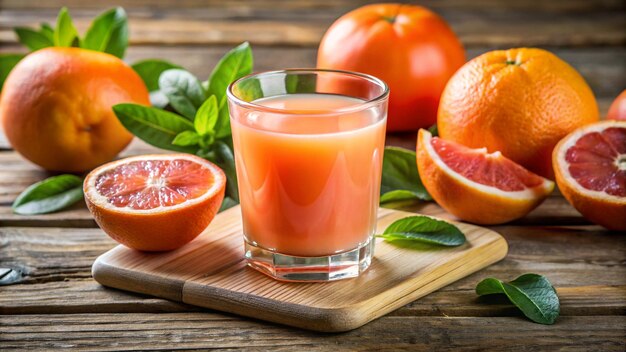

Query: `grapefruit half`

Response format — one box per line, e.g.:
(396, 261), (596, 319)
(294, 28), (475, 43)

(553, 121), (626, 230)
(84, 154), (226, 251)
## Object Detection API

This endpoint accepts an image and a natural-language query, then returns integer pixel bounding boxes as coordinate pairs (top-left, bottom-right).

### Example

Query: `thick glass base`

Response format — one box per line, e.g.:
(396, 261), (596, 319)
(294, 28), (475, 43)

(244, 237), (375, 282)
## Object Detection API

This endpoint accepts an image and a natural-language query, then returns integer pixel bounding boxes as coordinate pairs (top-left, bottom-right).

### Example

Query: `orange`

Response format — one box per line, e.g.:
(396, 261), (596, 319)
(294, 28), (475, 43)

(607, 90), (626, 121)
(417, 129), (554, 225)
(84, 154), (226, 251)
(437, 48), (599, 178)
(553, 121), (626, 231)
(317, 3), (465, 131)
(1, 47), (150, 172)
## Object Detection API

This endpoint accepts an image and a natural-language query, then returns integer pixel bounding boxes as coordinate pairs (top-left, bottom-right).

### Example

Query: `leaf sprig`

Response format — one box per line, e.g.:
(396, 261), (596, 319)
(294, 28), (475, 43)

(113, 42), (253, 207)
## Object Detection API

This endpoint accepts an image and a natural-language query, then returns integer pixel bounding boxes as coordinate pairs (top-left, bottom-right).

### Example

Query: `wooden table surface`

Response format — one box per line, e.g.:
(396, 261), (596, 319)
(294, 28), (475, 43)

(1, 1), (625, 350)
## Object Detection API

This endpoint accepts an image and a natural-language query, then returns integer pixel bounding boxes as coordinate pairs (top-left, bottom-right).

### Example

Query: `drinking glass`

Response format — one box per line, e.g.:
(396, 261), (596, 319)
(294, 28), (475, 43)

(227, 69), (389, 281)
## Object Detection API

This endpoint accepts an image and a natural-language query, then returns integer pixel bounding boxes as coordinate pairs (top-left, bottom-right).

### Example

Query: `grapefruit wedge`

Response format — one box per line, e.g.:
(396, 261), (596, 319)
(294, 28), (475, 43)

(553, 121), (626, 230)
(84, 154), (226, 251)
(417, 129), (554, 224)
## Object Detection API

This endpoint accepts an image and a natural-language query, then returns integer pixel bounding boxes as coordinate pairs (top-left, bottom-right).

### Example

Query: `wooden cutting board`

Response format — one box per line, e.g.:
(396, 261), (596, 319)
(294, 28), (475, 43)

(92, 205), (507, 332)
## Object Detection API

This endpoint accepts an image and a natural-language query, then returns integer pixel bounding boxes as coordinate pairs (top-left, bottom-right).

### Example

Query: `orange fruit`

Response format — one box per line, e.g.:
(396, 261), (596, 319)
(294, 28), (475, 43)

(437, 48), (599, 178)
(1, 47), (150, 172)
(607, 90), (626, 121)
(553, 121), (626, 231)
(417, 129), (554, 225)
(84, 154), (226, 251)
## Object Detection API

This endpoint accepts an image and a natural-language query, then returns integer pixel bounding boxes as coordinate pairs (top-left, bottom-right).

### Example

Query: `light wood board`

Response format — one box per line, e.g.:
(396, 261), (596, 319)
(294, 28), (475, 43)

(92, 206), (508, 332)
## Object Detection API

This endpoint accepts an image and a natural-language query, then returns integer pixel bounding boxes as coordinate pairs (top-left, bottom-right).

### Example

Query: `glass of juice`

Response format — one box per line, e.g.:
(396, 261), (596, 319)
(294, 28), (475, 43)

(227, 69), (389, 281)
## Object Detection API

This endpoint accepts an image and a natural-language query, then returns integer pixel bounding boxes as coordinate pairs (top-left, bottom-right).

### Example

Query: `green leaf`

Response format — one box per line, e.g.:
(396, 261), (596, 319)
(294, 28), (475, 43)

(207, 42), (253, 138)
(159, 69), (206, 120)
(172, 130), (201, 147)
(54, 7), (78, 47)
(284, 72), (317, 94)
(380, 146), (431, 203)
(377, 215), (466, 246)
(194, 95), (219, 136)
(39, 23), (54, 41)
(230, 76), (263, 103)
(131, 59), (181, 92)
(428, 124), (439, 137)
(149, 90), (169, 108)
(113, 103), (196, 153)
(379, 190), (423, 204)
(81, 7), (128, 58)
(0, 54), (24, 90)
(476, 274), (560, 325)
(14, 27), (54, 51)
(212, 141), (239, 202)
(12, 175), (83, 215)
(219, 196), (238, 212)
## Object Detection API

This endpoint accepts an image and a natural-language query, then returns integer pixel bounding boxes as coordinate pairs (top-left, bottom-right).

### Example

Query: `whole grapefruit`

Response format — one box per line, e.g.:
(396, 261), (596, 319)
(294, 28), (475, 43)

(317, 3), (465, 131)
(1, 47), (150, 172)
(437, 48), (599, 178)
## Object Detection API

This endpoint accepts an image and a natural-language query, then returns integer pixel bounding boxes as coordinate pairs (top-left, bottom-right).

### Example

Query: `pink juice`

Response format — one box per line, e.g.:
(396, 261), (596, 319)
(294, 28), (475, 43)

(231, 93), (386, 257)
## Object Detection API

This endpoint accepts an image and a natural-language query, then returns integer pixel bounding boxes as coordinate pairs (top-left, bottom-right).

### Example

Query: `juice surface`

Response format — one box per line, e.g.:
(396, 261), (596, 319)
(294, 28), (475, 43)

(231, 93), (386, 256)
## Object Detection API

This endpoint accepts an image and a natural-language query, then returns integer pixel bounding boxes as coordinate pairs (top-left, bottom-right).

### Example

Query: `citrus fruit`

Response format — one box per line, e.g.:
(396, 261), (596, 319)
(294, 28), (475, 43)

(1, 47), (150, 172)
(607, 90), (626, 121)
(317, 3), (465, 131)
(437, 48), (599, 178)
(417, 129), (554, 225)
(84, 154), (226, 251)
(553, 121), (626, 231)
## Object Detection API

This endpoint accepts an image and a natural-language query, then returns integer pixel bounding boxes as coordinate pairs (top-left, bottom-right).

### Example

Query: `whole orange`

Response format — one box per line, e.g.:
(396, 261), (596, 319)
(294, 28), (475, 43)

(437, 48), (599, 178)
(1, 47), (150, 172)
(317, 3), (465, 131)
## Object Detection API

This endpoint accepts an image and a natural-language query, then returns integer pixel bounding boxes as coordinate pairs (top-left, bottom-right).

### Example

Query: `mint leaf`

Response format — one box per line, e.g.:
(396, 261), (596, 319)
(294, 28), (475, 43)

(380, 146), (431, 203)
(476, 274), (560, 325)
(113, 103), (196, 153)
(53, 7), (78, 47)
(207, 42), (253, 138)
(0, 54), (24, 90)
(14, 27), (54, 51)
(377, 215), (465, 246)
(81, 7), (128, 58)
(12, 175), (83, 215)
(159, 69), (205, 120)
(172, 130), (201, 147)
(131, 59), (181, 92)
(194, 95), (218, 136)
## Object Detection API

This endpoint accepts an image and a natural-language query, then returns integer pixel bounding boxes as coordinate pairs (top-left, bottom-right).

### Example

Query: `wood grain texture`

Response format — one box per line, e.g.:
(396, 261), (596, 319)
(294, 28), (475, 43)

(1, 314), (624, 352)
(91, 206), (508, 332)
(1, 0), (625, 47)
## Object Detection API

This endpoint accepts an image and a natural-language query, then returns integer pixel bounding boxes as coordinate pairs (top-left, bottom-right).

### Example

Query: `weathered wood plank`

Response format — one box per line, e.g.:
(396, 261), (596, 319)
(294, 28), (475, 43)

(2, 0), (623, 12)
(0, 314), (624, 351)
(1, 0), (624, 47)
(1, 278), (624, 317)
(1, 225), (623, 308)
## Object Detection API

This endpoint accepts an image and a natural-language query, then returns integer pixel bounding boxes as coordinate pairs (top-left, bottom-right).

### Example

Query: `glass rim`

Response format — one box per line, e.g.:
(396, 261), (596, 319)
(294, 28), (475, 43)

(226, 68), (390, 116)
